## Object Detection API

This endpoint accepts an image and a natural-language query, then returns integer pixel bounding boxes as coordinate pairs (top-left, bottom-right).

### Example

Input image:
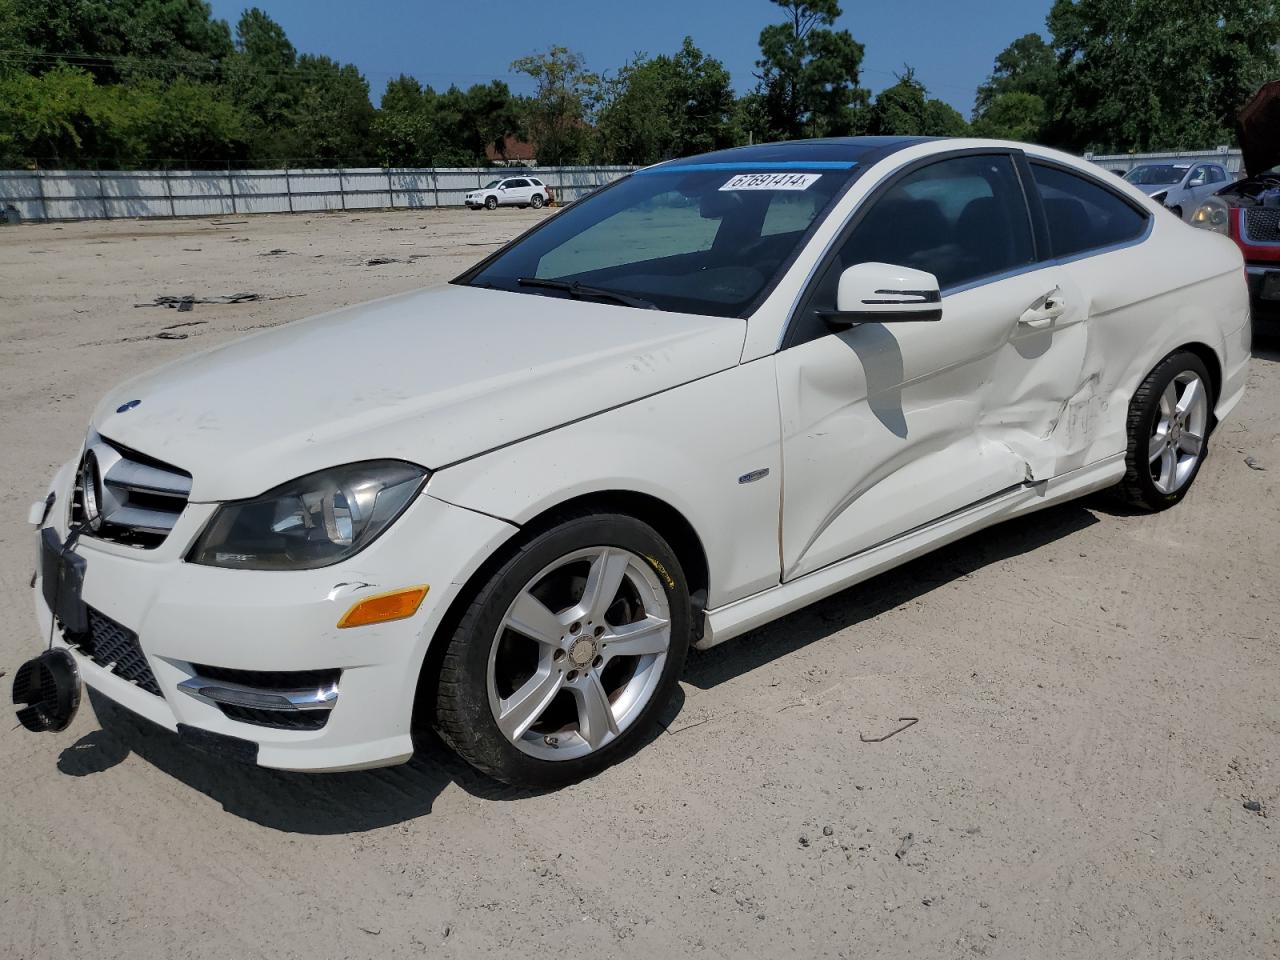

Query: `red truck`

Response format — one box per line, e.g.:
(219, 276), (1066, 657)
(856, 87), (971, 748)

(1190, 81), (1280, 322)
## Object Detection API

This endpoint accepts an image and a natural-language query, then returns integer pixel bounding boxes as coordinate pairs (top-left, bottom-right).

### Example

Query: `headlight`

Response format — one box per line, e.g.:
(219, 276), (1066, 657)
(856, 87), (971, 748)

(1151, 190), (1169, 204)
(1190, 198), (1231, 235)
(190, 460), (428, 570)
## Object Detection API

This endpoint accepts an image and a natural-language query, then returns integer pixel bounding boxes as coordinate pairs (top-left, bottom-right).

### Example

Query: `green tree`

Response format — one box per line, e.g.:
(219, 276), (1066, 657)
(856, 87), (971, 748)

(923, 98), (969, 137)
(462, 80), (521, 160)
(0, 66), (105, 164)
(510, 46), (600, 164)
(973, 33), (1058, 117)
(596, 37), (738, 163)
(226, 7), (300, 161)
(1047, 0), (1280, 152)
(753, 0), (868, 141)
(5, 0), (232, 83)
(373, 78), (520, 166)
(971, 91), (1047, 141)
(289, 55), (374, 164)
(866, 67), (968, 137)
(120, 78), (248, 164)
(372, 75), (435, 165)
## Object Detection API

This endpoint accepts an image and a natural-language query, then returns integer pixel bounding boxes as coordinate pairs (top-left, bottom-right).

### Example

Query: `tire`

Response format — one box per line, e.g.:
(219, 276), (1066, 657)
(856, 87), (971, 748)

(435, 512), (691, 787)
(1115, 350), (1213, 511)
(531, 193), (545, 209)
(484, 195), (498, 210)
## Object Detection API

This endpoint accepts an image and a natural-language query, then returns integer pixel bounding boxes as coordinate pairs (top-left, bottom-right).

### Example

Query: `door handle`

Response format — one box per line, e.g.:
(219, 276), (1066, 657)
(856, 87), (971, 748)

(1019, 287), (1066, 328)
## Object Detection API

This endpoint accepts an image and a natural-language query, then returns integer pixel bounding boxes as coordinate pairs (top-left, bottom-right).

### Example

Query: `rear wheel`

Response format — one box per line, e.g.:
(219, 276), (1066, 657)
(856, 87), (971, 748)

(531, 193), (545, 209)
(1116, 351), (1212, 510)
(435, 513), (690, 787)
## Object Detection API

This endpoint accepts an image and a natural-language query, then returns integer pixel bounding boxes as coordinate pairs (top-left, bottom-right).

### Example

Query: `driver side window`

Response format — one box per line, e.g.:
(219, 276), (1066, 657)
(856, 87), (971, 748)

(792, 154), (1035, 344)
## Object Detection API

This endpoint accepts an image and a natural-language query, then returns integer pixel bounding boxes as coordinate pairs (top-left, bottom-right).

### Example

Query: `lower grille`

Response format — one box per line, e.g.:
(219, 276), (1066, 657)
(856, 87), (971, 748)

(181, 665), (340, 731)
(193, 665), (341, 690)
(68, 607), (162, 697)
(218, 705), (330, 730)
(1244, 208), (1280, 244)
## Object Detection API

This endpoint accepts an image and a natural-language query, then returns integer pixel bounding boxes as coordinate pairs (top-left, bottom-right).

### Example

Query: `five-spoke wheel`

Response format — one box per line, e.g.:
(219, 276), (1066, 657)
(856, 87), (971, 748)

(488, 546), (672, 760)
(434, 512), (689, 787)
(1118, 351), (1213, 510)
(1148, 370), (1208, 495)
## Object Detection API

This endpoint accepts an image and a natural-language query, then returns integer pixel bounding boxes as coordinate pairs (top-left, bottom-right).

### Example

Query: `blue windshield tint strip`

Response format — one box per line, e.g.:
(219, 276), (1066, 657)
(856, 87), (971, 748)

(637, 161), (858, 175)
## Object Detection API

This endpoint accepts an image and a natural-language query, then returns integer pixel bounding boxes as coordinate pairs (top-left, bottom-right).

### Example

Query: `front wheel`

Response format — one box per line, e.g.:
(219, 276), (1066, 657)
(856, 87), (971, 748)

(1116, 351), (1212, 510)
(484, 195), (498, 210)
(434, 513), (691, 787)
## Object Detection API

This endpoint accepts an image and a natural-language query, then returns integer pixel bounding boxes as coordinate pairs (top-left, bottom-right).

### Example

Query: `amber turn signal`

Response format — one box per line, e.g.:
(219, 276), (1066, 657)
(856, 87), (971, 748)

(337, 585), (429, 628)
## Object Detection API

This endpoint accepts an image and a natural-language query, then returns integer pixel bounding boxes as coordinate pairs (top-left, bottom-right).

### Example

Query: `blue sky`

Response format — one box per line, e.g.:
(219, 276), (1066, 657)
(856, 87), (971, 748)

(206, 0), (1054, 117)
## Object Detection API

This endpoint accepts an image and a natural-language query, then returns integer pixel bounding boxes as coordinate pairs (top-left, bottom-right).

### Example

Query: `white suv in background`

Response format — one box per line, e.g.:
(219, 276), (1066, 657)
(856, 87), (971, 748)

(464, 176), (549, 210)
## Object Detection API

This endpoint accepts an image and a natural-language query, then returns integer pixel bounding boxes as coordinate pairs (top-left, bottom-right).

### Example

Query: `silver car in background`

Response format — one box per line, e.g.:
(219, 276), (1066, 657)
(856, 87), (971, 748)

(1124, 161), (1233, 220)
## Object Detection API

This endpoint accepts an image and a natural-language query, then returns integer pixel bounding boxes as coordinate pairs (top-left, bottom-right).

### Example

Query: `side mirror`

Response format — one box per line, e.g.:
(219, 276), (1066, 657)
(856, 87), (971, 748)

(1189, 176), (1205, 188)
(820, 262), (943, 329)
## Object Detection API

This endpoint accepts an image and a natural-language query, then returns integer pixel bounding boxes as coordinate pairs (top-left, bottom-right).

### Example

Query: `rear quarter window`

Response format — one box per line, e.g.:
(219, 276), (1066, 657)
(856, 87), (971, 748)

(1031, 162), (1148, 260)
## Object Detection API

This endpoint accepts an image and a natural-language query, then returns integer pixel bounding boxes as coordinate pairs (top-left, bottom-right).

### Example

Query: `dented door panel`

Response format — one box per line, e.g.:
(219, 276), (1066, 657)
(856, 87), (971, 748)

(777, 265), (1094, 580)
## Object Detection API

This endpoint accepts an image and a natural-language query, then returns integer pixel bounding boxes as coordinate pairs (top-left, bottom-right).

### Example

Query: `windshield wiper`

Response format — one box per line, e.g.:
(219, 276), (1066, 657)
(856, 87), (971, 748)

(516, 277), (656, 310)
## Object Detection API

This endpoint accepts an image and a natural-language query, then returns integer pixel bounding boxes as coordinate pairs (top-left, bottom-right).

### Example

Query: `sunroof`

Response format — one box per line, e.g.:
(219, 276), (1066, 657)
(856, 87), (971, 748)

(637, 137), (935, 176)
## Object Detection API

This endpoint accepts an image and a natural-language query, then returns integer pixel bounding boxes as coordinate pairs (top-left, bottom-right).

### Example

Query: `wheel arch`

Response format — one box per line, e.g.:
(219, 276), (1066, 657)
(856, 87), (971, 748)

(411, 488), (710, 729)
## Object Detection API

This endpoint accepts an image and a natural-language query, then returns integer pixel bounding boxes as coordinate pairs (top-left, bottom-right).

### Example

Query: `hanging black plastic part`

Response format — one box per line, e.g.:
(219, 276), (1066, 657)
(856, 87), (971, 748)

(13, 648), (81, 732)
(14, 499), (89, 733)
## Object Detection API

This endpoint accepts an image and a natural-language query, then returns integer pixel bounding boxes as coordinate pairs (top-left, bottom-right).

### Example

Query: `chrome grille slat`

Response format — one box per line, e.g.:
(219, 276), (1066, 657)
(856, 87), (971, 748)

(72, 436), (191, 548)
(101, 505), (179, 534)
(103, 459), (192, 498)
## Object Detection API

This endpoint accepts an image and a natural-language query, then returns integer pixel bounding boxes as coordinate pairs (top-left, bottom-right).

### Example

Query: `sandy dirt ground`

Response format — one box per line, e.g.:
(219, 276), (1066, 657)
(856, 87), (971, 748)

(1, 209), (1277, 960)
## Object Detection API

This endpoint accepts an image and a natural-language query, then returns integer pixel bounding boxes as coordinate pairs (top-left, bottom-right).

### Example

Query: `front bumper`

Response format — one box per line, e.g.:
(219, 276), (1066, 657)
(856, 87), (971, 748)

(1246, 264), (1280, 322)
(31, 460), (517, 771)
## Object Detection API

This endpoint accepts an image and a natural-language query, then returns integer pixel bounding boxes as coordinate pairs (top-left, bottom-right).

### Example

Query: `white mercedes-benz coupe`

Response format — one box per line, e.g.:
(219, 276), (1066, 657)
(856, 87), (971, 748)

(27, 137), (1251, 786)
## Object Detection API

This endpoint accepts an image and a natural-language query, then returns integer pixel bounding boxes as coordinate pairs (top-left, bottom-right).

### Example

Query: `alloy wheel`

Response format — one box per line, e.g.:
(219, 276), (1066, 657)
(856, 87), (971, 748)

(486, 546), (671, 761)
(1148, 370), (1208, 495)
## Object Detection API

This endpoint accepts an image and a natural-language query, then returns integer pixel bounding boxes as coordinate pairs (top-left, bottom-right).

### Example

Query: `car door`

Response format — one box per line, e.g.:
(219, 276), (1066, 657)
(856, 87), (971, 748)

(1185, 165), (1217, 209)
(775, 151), (1090, 580)
(507, 178), (532, 204)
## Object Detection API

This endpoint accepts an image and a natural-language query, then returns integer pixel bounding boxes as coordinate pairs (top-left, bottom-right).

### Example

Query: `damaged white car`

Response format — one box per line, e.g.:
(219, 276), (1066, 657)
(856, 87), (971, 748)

(22, 137), (1251, 787)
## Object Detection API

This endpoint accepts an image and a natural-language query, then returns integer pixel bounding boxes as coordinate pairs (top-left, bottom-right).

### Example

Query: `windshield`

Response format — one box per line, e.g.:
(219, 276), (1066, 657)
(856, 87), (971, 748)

(1124, 165), (1187, 186)
(459, 165), (854, 317)
(484, 179), (500, 188)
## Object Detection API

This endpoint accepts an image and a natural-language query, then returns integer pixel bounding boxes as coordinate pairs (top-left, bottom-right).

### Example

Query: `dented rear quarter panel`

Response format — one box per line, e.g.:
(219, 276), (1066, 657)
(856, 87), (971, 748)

(1047, 207), (1250, 471)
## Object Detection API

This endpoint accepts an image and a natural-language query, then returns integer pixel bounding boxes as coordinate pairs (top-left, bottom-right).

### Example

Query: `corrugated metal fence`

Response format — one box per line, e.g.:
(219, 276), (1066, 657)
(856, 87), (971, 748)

(1087, 148), (1244, 175)
(0, 165), (639, 222)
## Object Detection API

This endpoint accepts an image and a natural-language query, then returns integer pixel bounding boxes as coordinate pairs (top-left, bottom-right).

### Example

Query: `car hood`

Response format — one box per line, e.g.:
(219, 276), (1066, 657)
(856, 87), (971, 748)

(92, 285), (746, 501)
(1239, 80), (1280, 177)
